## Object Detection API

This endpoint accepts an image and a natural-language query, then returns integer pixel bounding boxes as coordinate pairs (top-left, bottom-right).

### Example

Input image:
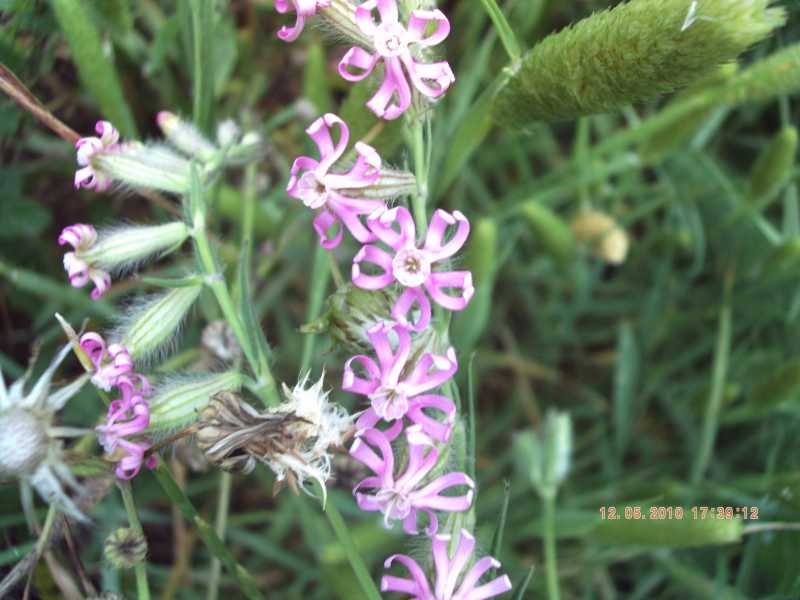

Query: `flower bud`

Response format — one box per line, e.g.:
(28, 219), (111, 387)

(90, 141), (192, 194)
(104, 527), (147, 569)
(79, 222), (190, 275)
(147, 372), (243, 433)
(119, 285), (203, 363)
(748, 125), (798, 208)
(514, 411), (573, 499)
(570, 209), (630, 265)
(156, 111), (218, 162)
(301, 284), (396, 353)
(0, 408), (48, 477)
(318, 0), (373, 49)
(520, 201), (577, 264)
(341, 168), (417, 201)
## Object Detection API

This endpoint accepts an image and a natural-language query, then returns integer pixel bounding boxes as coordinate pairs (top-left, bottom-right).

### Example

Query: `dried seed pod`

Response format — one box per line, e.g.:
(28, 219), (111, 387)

(195, 391), (306, 476)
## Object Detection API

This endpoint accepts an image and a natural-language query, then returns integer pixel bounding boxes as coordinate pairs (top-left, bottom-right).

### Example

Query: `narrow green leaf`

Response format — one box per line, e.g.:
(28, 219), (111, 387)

(50, 0), (137, 136)
(613, 321), (640, 459)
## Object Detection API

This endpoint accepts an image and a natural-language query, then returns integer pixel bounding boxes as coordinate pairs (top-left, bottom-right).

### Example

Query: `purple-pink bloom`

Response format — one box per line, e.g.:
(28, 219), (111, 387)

(274, 0), (330, 41)
(59, 224), (111, 300)
(343, 322), (457, 432)
(350, 426), (473, 535)
(96, 374), (156, 480)
(79, 332), (142, 392)
(75, 121), (119, 192)
(352, 207), (474, 332)
(287, 113), (385, 249)
(382, 529), (513, 599)
(338, 0), (454, 120)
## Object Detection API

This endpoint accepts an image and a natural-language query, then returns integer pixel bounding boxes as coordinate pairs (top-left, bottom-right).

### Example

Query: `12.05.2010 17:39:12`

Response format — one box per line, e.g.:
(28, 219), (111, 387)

(599, 506), (760, 520)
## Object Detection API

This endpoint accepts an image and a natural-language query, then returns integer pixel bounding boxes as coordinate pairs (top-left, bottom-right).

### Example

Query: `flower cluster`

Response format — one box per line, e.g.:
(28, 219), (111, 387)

(81, 332), (155, 479)
(282, 0), (512, 594)
(275, 0), (454, 120)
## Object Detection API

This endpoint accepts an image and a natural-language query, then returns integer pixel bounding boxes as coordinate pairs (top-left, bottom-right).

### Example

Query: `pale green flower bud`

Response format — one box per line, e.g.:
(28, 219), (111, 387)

(92, 142), (191, 194)
(147, 371), (244, 433)
(514, 411), (573, 499)
(118, 285), (203, 364)
(80, 222), (190, 274)
(301, 284), (397, 353)
(104, 528), (147, 570)
(156, 111), (218, 162)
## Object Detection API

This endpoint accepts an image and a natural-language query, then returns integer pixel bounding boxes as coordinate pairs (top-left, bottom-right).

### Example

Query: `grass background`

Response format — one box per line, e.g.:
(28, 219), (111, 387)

(1, 0), (800, 598)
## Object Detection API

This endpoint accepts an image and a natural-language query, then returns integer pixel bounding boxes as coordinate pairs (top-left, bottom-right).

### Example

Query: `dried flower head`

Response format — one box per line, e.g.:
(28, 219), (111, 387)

(104, 527), (148, 569)
(195, 375), (355, 505)
(0, 343), (91, 522)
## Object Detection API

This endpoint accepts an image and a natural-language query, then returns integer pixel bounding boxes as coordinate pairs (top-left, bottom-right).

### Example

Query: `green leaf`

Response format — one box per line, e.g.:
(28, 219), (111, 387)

(50, 0), (138, 136)
(0, 171), (50, 239)
(613, 320), (640, 458)
(591, 512), (743, 547)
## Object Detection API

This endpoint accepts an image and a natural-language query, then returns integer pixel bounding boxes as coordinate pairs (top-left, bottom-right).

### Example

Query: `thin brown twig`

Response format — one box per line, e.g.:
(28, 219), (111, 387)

(0, 62), (80, 145)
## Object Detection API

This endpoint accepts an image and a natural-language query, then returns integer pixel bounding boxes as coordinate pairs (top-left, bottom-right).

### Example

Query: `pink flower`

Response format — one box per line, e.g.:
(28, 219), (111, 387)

(287, 113), (385, 249)
(74, 121), (120, 191)
(59, 224), (111, 300)
(79, 332), (143, 392)
(96, 375), (156, 480)
(343, 322), (457, 432)
(338, 0), (454, 120)
(350, 426), (473, 535)
(382, 528), (513, 599)
(274, 0), (330, 41)
(352, 207), (474, 331)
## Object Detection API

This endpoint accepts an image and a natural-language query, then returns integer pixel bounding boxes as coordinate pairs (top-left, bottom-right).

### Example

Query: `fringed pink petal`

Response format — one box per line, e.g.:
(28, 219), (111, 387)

(338, 47), (379, 82)
(382, 554), (432, 597)
(312, 209), (344, 249)
(356, 408), (405, 441)
(392, 286), (431, 332)
(367, 205), (416, 251)
(366, 57), (412, 120)
(425, 270), (475, 311)
(342, 354), (381, 395)
(406, 9), (450, 46)
(407, 394), (455, 442)
(404, 56), (456, 99)
(405, 347), (458, 396)
(352, 245), (395, 290)
(424, 209), (470, 262)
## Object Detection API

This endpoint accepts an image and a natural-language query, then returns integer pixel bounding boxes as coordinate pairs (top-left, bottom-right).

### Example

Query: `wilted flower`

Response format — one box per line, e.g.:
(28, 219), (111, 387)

(59, 224), (111, 300)
(0, 343), (91, 522)
(350, 426), (473, 535)
(195, 375), (355, 505)
(96, 375), (155, 480)
(75, 121), (120, 191)
(382, 528), (513, 598)
(343, 322), (457, 429)
(338, 0), (455, 119)
(287, 113), (385, 249)
(353, 207), (474, 331)
(79, 332), (138, 392)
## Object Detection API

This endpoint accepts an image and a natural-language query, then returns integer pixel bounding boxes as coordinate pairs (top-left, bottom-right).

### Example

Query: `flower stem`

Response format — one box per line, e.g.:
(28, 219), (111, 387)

(118, 481), (151, 600)
(410, 119), (429, 238)
(207, 472), (233, 600)
(542, 494), (560, 600)
(324, 500), (382, 600)
(191, 175), (280, 406)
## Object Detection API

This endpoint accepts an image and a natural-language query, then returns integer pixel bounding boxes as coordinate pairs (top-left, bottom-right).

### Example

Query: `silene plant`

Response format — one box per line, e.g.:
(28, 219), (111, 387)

(0, 0), (794, 598)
